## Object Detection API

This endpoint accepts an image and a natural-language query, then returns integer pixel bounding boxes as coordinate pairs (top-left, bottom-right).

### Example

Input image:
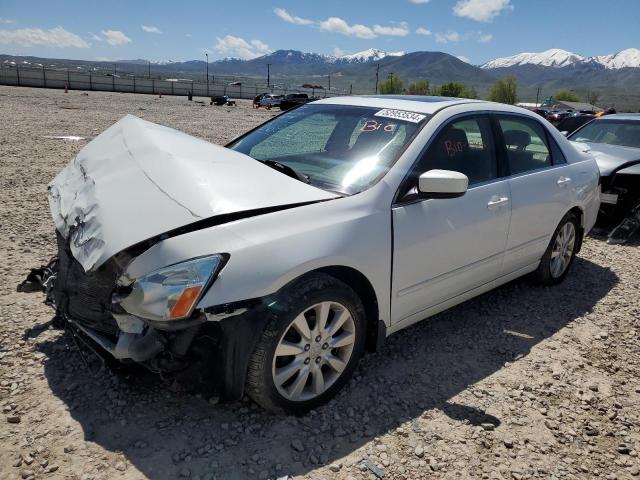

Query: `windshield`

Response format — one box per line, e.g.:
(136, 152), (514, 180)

(569, 119), (640, 149)
(228, 104), (428, 195)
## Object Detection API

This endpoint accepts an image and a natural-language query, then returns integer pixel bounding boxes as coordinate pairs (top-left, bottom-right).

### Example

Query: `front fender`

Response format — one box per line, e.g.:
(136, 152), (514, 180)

(124, 198), (393, 326)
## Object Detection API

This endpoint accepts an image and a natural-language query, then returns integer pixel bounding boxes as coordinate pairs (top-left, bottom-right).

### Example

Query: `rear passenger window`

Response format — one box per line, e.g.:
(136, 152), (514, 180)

(418, 116), (497, 185)
(498, 117), (551, 175)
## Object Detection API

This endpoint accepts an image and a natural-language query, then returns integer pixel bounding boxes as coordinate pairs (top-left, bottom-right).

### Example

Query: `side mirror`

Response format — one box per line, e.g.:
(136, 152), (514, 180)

(418, 169), (468, 199)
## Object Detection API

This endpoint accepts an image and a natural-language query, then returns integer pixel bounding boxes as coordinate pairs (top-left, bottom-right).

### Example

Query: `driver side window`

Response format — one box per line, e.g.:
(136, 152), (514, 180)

(416, 115), (498, 186)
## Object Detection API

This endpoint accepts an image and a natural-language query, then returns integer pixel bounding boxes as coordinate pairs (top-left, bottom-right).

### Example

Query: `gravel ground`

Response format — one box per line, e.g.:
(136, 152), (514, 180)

(1, 85), (639, 480)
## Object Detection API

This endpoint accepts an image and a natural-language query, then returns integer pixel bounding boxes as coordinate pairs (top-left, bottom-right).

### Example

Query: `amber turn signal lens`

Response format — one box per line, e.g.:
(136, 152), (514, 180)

(169, 285), (203, 319)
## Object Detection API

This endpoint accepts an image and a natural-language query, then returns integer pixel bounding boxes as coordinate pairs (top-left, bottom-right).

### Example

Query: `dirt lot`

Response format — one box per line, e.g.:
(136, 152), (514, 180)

(1, 85), (639, 480)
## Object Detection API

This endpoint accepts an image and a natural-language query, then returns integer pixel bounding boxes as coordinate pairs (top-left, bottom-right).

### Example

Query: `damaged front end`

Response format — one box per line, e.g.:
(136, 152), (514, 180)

(19, 232), (264, 397)
(598, 161), (640, 244)
(19, 233), (203, 371)
(18, 114), (335, 397)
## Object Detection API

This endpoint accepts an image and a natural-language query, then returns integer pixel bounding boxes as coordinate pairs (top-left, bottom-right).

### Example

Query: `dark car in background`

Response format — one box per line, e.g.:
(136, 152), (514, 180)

(546, 110), (572, 125)
(569, 114), (640, 243)
(557, 114), (597, 136)
(279, 93), (313, 111)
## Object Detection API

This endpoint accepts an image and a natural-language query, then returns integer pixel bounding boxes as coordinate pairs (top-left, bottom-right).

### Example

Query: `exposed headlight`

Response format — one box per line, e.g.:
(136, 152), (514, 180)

(119, 255), (225, 321)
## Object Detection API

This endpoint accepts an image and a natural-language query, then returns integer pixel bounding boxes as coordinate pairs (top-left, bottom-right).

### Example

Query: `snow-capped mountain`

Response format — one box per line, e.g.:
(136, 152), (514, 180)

(338, 48), (405, 63)
(592, 48), (640, 70)
(481, 49), (585, 69)
(482, 48), (640, 70)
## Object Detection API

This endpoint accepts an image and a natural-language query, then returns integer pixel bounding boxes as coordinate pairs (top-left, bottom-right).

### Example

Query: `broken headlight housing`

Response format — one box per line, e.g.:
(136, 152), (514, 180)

(119, 255), (225, 321)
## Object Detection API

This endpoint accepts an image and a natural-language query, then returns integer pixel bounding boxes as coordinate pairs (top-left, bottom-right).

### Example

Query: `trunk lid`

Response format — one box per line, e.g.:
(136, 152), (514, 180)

(49, 115), (336, 271)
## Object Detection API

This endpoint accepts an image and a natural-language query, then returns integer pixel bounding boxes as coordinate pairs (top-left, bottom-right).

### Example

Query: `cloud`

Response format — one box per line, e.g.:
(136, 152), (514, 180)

(435, 30), (493, 43)
(0, 18), (15, 24)
(101, 30), (131, 46)
(141, 25), (162, 34)
(435, 31), (461, 43)
(185, 33), (192, 37)
(0, 26), (89, 48)
(332, 47), (346, 57)
(415, 27), (432, 36)
(453, 0), (512, 22)
(214, 34), (271, 59)
(456, 55), (470, 63)
(409, 0), (432, 3)
(275, 9), (410, 39)
(373, 22), (409, 37)
(318, 17), (376, 39)
(274, 8), (313, 25)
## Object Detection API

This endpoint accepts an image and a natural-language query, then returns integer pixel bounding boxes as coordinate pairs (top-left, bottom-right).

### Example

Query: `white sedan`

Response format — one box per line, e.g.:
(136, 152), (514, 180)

(28, 95), (600, 413)
(258, 93), (283, 108)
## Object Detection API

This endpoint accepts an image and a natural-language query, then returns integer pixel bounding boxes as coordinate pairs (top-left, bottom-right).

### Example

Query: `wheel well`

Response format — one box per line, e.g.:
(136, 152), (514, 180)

(567, 206), (585, 253)
(314, 266), (381, 353)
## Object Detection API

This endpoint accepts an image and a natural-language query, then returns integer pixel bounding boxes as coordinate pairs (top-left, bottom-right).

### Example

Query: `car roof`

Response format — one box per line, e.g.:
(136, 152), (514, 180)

(595, 113), (640, 121)
(313, 95), (492, 115)
(312, 95), (553, 118)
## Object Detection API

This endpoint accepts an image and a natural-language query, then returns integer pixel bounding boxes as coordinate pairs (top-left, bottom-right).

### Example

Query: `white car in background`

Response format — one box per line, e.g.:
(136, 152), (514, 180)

(25, 95), (600, 413)
(259, 93), (284, 108)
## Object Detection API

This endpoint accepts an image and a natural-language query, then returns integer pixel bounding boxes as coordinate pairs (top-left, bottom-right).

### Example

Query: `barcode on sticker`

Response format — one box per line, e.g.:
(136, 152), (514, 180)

(374, 109), (426, 123)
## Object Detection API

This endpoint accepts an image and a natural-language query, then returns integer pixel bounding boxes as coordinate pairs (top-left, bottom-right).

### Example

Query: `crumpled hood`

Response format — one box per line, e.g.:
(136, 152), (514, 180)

(49, 115), (336, 272)
(580, 142), (640, 176)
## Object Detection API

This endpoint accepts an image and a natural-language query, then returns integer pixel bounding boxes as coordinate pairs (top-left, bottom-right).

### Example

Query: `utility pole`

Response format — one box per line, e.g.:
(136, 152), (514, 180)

(148, 61), (151, 79)
(536, 86), (541, 107)
(375, 63), (379, 94)
(205, 52), (209, 96)
(267, 63), (271, 90)
(328, 74), (331, 94)
(114, 63), (117, 75)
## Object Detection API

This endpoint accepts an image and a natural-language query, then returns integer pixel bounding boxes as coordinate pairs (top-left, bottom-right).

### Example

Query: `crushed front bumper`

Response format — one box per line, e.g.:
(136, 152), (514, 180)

(17, 232), (269, 400)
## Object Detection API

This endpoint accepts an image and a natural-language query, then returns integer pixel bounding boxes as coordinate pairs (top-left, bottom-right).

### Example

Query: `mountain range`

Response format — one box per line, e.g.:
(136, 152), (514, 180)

(2, 47), (640, 109)
(482, 48), (640, 70)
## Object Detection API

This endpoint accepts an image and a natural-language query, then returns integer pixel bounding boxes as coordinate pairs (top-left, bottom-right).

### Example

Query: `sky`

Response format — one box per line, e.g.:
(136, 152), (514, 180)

(0, 0), (638, 65)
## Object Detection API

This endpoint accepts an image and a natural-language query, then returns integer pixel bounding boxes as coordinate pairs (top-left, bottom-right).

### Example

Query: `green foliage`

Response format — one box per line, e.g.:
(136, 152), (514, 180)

(585, 91), (601, 106)
(554, 90), (580, 102)
(488, 76), (518, 105)
(379, 76), (404, 94)
(407, 79), (430, 95)
(434, 82), (478, 99)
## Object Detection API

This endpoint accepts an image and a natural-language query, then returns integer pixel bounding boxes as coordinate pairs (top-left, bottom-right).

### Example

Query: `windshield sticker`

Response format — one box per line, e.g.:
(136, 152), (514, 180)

(361, 119), (398, 133)
(374, 109), (426, 123)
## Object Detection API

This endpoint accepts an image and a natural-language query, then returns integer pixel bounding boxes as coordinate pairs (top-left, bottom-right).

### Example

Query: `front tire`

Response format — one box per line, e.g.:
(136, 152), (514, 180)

(245, 273), (366, 414)
(534, 212), (579, 285)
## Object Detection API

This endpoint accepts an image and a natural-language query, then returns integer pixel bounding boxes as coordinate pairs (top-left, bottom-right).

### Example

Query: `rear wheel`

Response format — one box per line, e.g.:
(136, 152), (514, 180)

(534, 212), (579, 285)
(245, 273), (365, 414)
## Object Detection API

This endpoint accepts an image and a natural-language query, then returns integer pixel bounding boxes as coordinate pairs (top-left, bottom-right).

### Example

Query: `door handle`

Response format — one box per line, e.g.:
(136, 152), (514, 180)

(557, 176), (572, 186)
(487, 196), (509, 209)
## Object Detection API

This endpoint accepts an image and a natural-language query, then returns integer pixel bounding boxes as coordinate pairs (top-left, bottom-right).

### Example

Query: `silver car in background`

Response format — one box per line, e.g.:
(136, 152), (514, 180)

(569, 113), (640, 243)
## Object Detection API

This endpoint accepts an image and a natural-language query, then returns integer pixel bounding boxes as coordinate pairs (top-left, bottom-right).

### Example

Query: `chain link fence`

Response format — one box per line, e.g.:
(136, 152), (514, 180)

(0, 64), (352, 99)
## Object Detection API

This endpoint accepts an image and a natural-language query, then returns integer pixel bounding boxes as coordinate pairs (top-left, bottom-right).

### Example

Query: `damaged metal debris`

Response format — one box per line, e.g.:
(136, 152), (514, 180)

(568, 114), (640, 244)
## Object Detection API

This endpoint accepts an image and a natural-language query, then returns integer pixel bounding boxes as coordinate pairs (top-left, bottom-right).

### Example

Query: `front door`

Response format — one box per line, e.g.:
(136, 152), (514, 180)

(391, 115), (512, 324)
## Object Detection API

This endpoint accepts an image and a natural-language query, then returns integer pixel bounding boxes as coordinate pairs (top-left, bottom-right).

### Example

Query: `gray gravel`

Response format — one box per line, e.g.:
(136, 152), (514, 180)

(1, 85), (639, 480)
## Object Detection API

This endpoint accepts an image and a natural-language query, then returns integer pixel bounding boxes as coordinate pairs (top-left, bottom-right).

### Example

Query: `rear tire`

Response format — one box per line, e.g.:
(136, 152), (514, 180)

(245, 273), (366, 414)
(533, 212), (580, 285)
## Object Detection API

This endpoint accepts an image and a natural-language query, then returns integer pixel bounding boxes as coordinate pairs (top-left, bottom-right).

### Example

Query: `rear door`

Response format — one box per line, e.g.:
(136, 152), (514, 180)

(391, 114), (512, 324)
(493, 114), (574, 274)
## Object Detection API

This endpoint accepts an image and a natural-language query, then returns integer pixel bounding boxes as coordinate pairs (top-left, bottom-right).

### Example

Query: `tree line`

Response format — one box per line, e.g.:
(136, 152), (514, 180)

(377, 75), (601, 107)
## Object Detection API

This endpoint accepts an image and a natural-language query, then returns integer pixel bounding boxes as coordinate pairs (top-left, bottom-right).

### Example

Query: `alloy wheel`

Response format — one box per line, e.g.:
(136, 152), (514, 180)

(550, 222), (576, 278)
(271, 301), (356, 402)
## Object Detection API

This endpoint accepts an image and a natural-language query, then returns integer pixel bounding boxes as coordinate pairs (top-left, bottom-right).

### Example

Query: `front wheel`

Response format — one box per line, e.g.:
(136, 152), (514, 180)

(534, 212), (580, 285)
(245, 273), (366, 414)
